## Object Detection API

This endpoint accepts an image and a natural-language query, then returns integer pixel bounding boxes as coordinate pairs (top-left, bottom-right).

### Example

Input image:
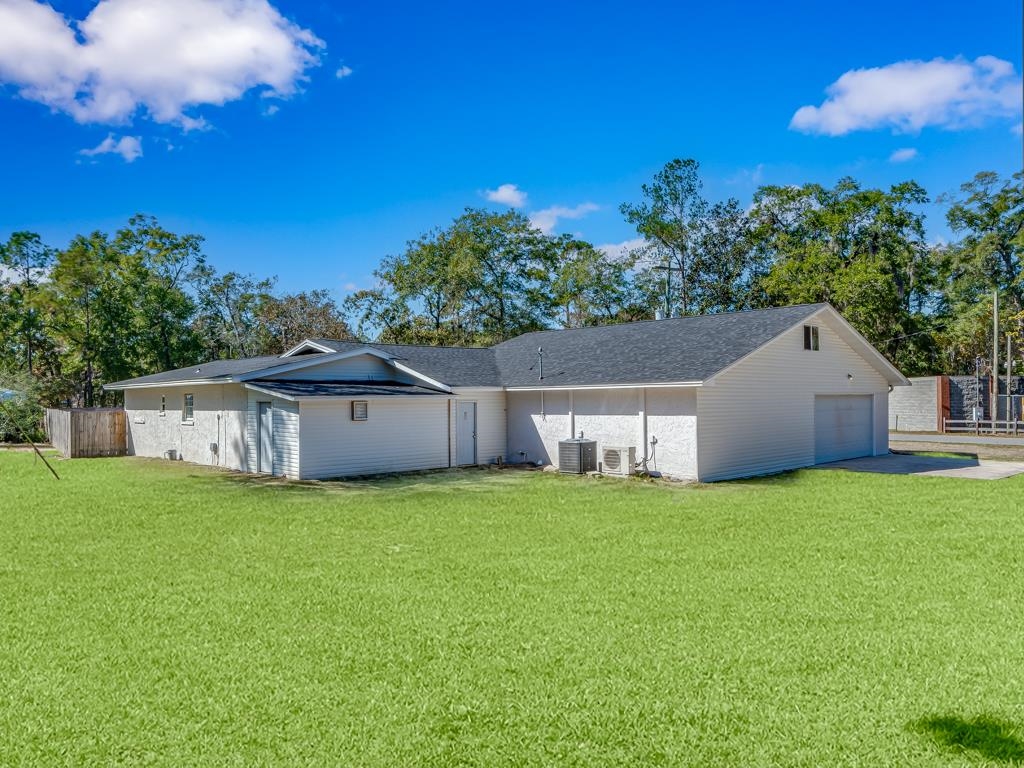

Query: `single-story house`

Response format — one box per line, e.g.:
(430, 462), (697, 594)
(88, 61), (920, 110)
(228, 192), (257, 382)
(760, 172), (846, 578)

(105, 303), (909, 482)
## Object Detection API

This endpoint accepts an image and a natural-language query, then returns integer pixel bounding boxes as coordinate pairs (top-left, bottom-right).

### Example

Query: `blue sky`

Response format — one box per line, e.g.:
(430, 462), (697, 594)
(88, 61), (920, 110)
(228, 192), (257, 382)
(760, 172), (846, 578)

(0, 0), (1021, 297)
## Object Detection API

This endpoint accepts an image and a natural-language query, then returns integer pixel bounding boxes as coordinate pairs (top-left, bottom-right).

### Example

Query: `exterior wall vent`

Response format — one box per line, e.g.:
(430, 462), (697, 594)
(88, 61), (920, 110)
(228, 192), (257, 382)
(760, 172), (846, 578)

(351, 400), (368, 421)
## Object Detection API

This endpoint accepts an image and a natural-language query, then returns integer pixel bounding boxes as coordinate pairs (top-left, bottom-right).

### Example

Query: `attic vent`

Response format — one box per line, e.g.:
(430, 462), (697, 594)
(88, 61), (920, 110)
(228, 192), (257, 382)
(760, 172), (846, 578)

(351, 400), (368, 421)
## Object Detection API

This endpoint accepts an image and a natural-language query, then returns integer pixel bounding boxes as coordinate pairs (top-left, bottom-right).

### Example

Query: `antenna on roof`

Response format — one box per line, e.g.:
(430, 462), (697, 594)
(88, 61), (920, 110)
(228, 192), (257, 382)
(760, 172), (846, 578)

(537, 347), (544, 381)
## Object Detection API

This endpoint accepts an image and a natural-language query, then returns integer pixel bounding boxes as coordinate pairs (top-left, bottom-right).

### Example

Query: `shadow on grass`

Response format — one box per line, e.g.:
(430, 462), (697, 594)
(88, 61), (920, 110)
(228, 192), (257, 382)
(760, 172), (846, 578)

(911, 715), (1024, 762)
(191, 465), (542, 496)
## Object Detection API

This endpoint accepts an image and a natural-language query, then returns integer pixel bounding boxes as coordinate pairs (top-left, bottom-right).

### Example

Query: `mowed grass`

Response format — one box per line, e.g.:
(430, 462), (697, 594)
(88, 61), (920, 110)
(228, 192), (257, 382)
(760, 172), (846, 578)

(2, 452), (1024, 767)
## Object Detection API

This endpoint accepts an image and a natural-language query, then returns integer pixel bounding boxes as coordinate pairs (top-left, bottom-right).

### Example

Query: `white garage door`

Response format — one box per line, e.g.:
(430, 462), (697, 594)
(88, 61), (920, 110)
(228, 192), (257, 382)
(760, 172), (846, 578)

(814, 395), (873, 463)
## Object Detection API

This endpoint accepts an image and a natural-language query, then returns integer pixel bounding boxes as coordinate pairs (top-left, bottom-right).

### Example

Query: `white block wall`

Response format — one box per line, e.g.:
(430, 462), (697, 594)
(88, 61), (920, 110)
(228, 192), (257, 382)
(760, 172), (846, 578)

(888, 376), (938, 431)
(124, 384), (248, 470)
(696, 316), (890, 481)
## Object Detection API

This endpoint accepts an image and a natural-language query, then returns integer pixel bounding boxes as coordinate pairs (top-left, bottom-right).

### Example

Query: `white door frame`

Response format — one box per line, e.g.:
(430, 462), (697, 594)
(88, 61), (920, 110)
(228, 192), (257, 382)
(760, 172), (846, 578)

(257, 401), (273, 474)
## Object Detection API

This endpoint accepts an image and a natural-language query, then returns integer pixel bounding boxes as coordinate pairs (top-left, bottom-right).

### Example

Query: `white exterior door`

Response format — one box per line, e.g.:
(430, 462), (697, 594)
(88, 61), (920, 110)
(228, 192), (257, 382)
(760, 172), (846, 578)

(456, 401), (477, 466)
(257, 401), (273, 473)
(814, 395), (873, 463)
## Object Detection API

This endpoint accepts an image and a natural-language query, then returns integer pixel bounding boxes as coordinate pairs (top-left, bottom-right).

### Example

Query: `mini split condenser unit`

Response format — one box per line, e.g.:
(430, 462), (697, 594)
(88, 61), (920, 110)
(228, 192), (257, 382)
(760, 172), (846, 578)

(601, 446), (636, 476)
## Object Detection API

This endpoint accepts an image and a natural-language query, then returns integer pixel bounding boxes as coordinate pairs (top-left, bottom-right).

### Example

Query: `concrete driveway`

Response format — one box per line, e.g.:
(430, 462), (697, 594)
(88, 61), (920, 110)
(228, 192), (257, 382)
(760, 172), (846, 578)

(816, 452), (1024, 480)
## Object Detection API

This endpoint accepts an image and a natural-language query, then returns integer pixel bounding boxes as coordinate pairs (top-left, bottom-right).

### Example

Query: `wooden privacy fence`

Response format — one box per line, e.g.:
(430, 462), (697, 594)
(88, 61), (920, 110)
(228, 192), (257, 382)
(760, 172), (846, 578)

(45, 408), (127, 458)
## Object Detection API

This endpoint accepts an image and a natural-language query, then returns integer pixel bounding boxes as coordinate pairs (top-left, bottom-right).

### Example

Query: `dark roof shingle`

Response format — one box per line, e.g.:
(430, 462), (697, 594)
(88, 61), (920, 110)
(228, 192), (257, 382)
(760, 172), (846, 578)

(493, 304), (825, 386)
(106, 304), (828, 390)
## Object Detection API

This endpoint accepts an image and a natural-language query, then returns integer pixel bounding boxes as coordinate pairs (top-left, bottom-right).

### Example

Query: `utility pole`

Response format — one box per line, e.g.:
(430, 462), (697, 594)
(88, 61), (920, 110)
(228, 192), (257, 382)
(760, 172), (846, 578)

(992, 290), (999, 425)
(1007, 333), (1014, 423)
(653, 261), (684, 318)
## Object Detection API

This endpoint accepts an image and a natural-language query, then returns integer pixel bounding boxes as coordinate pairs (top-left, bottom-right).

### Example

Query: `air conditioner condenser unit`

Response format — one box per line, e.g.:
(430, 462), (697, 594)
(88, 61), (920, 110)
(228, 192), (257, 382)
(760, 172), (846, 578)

(602, 446), (636, 476)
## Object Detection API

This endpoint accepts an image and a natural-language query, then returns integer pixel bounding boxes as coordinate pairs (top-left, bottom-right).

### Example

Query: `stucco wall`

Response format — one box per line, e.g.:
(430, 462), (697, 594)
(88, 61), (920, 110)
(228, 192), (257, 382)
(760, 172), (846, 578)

(645, 388), (698, 479)
(124, 384), (248, 470)
(505, 387), (698, 478)
(506, 390), (572, 465)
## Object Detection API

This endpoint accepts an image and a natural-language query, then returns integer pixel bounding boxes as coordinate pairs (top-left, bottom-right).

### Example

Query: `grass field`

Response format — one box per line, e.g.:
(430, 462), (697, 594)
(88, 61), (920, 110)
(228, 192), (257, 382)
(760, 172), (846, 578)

(2, 451), (1024, 767)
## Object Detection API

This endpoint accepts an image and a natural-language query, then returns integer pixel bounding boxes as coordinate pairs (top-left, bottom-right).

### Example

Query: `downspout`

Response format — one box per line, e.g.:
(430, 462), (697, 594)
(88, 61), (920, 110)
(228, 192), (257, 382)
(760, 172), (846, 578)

(447, 398), (453, 468)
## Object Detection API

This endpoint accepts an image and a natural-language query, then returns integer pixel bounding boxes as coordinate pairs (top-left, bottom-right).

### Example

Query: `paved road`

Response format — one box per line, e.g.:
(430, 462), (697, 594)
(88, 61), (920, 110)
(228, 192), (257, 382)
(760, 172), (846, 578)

(889, 431), (1024, 447)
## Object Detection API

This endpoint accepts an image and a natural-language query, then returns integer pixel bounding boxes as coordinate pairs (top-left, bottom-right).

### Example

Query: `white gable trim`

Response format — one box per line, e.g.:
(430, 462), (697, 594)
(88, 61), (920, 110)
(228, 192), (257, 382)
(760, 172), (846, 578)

(280, 339), (335, 357)
(702, 305), (909, 388)
(392, 361), (451, 393)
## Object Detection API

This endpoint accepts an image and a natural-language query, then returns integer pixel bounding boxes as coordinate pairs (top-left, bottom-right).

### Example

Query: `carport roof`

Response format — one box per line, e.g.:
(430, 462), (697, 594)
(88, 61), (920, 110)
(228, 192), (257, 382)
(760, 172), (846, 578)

(245, 380), (449, 400)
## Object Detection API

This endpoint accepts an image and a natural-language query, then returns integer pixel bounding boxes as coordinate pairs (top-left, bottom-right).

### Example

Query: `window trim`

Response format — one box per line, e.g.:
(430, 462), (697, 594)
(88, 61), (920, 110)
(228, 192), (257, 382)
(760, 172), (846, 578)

(351, 400), (368, 421)
(182, 393), (195, 423)
(803, 324), (820, 351)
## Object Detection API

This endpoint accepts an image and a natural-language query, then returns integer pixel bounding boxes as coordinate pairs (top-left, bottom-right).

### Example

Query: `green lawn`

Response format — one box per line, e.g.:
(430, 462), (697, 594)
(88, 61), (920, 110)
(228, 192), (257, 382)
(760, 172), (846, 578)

(2, 452), (1023, 767)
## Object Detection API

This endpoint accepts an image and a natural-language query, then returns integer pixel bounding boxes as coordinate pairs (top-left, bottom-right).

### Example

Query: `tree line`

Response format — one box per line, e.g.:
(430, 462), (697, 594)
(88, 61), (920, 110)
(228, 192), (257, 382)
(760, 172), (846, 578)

(2, 161), (1021, 439)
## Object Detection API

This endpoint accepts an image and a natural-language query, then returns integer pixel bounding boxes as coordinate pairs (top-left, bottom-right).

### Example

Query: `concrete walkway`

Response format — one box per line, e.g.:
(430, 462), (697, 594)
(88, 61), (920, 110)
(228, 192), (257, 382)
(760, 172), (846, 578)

(817, 452), (1024, 480)
(889, 431), (1024, 447)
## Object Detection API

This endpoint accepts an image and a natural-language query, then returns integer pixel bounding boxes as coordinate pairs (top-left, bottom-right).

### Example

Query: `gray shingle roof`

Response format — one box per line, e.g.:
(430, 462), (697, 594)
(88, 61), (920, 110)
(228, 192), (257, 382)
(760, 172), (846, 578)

(105, 354), (286, 388)
(493, 304), (827, 387)
(309, 340), (501, 387)
(105, 304), (829, 390)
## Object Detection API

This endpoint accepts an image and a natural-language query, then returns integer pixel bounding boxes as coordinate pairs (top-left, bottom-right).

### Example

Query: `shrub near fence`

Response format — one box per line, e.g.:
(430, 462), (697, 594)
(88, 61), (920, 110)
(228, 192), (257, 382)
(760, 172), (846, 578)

(45, 408), (127, 458)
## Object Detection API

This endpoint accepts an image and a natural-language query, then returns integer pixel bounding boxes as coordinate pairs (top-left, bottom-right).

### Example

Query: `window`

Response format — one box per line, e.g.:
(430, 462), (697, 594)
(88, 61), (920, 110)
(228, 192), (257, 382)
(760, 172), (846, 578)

(351, 400), (368, 421)
(160, 395), (166, 416)
(803, 325), (820, 351)
(182, 393), (194, 422)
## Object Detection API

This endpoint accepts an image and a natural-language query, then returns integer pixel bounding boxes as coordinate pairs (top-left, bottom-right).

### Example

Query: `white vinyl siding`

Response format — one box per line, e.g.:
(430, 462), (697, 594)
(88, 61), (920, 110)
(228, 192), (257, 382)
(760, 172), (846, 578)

(451, 388), (506, 465)
(264, 353), (411, 382)
(696, 316), (889, 481)
(298, 398), (449, 479)
(246, 390), (300, 478)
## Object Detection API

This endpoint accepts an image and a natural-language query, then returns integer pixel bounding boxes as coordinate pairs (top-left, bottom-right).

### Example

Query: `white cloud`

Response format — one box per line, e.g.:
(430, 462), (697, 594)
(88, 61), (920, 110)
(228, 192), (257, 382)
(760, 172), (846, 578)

(1014, 122), (1024, 136)
(529, 202), (600, 235)
(790, 55), (1023, 136)
(484, 183), (527, 207)
(79, 133), (142, 162)
(343, 281), (358, 291)
(597, 237), (647, 262)
(336, 65), (353, 79)
(0, 0), (324, 128)
(888, 147), (919, 163)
